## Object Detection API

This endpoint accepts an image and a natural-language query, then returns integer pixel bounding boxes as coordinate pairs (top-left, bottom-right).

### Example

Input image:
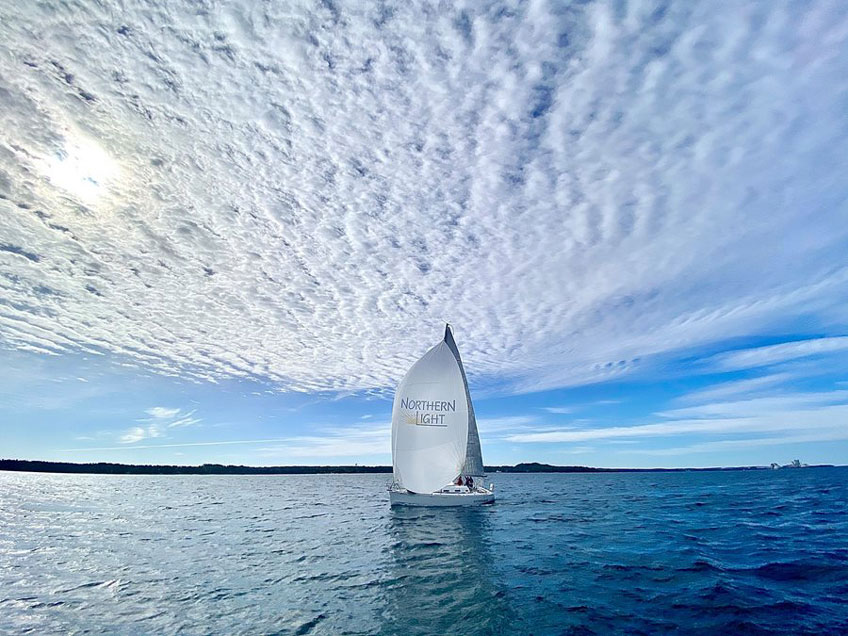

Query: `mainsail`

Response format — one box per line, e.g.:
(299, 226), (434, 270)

(443, 324), (485, 477)
(391, 325), (484, 494)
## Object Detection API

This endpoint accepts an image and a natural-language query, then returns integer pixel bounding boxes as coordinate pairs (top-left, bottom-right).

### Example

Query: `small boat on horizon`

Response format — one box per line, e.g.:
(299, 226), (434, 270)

(388, 324), (494, 506)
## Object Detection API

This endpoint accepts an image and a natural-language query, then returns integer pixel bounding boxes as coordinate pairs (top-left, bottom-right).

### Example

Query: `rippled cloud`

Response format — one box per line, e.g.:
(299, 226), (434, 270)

(1, 0), (847, 395)
(119, 406), (201, 444)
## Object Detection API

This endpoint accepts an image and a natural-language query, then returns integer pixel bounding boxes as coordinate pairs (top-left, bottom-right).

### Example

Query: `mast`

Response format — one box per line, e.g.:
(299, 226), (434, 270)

(443, 324), (485, 477)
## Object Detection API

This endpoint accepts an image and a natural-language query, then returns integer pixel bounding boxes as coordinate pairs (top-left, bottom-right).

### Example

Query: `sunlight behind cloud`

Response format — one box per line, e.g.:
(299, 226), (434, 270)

(41, 133), (120, 206)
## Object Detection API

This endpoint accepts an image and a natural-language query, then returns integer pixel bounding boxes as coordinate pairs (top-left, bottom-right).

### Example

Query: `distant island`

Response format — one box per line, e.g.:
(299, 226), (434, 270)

(0, 459), (836, 475)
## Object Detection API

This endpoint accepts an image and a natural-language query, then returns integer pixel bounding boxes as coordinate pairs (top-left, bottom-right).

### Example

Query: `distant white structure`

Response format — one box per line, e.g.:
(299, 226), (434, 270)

(771, 459), (808, 469)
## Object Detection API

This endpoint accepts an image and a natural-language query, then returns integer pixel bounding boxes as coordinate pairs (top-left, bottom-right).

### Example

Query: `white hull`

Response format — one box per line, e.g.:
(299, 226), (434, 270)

(389, 488), (494, 507)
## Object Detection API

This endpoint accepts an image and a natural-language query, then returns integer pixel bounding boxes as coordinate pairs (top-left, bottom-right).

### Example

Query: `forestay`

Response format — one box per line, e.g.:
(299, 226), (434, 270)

(391, 339), (469, 494)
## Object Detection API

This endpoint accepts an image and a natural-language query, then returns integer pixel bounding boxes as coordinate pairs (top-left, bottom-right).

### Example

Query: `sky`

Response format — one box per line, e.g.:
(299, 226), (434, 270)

(1, 0), (847, 468)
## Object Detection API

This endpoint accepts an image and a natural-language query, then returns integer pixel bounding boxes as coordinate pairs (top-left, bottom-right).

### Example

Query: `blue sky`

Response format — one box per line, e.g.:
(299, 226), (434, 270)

(1, 0), (847, 467)
(2, 334), (848, 467)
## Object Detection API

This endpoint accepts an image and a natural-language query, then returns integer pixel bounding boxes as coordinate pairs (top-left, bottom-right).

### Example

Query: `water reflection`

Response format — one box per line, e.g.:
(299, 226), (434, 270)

(378, 506), (512, 635)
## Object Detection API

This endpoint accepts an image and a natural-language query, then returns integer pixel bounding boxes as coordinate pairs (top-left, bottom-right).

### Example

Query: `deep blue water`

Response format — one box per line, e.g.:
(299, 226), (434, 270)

(1, 468), (846, 635)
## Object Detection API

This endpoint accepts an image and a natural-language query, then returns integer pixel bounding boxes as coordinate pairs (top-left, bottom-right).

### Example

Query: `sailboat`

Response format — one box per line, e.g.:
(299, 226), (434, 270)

(388, 324), (495, 506)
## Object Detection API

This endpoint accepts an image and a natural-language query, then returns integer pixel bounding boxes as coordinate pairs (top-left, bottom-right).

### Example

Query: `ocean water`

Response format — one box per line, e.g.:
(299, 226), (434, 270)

(1, 468), (846, 635)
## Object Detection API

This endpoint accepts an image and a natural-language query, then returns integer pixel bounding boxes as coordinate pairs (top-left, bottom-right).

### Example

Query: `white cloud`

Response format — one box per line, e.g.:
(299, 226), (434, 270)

(64, 422), (390, 460)
(657, 391), (848, 419)
(120, 425), (163, 444)
(141, 406), (200, 428)
(507, 391), (848, 452)
(629, 429), (848, 456)
(676, 373), (793, 404)
(0, 1), (846, 396)
(708, 337), (848, 372)
(254, 422), (392, 459)
(62, 437), (291, 452)
(167, 414), (201, 428)
(118, 406), (201, 443)
(146, 407), (181, 419)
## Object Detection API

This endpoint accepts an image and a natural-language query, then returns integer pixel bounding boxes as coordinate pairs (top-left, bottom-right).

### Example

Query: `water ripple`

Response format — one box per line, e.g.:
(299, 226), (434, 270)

(1, 469), (846, 634)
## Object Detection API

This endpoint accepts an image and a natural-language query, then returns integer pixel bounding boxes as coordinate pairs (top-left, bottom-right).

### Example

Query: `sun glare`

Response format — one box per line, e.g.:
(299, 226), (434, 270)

(44, 135), (120, 205)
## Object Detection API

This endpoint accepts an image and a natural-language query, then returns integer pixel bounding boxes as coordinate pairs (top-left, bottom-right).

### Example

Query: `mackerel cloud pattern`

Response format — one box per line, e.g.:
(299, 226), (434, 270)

(1, 1), (847, 392)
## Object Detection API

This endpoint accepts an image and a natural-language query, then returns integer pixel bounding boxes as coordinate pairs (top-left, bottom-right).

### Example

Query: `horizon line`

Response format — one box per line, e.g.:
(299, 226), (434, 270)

(1, 458), (841, 474)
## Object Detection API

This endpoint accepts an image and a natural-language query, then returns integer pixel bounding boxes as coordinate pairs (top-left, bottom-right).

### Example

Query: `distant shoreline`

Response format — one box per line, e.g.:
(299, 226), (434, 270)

(0, 459), (837, 475)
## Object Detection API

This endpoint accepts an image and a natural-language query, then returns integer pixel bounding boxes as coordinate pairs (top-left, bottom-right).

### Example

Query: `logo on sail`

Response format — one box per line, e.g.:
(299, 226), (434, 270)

(400, 397), (456, 427)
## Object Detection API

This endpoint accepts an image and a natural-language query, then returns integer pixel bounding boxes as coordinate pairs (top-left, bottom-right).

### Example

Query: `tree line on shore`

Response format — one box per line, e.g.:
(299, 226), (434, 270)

(1, 459), (832, 475)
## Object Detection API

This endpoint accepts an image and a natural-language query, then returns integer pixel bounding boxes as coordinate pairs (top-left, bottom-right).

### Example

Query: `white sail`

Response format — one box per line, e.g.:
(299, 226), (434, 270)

(391, 337), (469, 494)
(443, 325), (485, 477)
